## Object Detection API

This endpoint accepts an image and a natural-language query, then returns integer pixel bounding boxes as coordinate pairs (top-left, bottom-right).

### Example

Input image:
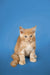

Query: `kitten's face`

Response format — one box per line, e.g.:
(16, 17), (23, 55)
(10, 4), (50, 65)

(19, 26), (36, 42)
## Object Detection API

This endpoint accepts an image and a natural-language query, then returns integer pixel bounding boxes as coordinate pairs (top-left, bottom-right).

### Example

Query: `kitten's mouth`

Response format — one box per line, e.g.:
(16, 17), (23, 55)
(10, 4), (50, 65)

(28, 40), (30, 42)
(28, 40), (32, 42)
(25, 40), (32, 42)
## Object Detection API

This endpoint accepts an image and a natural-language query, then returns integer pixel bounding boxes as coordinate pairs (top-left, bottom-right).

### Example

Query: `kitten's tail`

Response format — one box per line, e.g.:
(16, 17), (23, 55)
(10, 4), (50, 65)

(10, 53), (19, 67)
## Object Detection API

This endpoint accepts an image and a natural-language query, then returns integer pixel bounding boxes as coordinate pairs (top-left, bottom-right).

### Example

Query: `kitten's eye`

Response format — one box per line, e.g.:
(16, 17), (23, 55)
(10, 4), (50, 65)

(25, 36), (27, 38)
(30, 35), (32, 37)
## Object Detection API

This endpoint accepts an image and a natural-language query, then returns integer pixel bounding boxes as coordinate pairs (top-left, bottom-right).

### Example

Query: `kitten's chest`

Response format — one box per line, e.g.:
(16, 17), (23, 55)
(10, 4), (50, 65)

(21, 41), (34, 56)
(24, 42), (33, 56)
(25, 43), (33, 51)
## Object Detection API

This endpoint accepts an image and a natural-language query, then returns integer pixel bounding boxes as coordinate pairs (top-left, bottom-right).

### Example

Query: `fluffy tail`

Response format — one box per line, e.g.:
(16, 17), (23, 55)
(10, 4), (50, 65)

(10, 53), (19, 67)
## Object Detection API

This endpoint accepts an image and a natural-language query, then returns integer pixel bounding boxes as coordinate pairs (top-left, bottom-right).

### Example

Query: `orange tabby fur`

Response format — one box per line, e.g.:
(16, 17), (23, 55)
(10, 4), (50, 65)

(10, 26), (37, 67)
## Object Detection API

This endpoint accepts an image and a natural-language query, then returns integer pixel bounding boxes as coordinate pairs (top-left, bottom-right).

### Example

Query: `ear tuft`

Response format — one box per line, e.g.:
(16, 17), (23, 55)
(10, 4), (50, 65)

(35, 25), (37, 28)
(32, 25), (37, 32)
(34, 25), (37, 29)
(19, 26), (24, 34)
(19, 26), (22, 29)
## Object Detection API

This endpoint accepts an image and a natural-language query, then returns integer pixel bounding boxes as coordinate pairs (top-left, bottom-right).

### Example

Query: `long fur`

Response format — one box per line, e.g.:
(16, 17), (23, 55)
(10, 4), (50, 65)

(10, 26), (37, 67)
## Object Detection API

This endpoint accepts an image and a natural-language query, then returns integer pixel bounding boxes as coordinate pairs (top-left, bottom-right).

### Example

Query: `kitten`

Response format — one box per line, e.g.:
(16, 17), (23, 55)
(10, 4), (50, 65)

(10, 26), (37, 67)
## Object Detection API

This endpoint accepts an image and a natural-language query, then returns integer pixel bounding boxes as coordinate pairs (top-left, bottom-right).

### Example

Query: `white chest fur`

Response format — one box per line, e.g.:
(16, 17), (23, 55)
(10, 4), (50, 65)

(25, 43), (33, 56)
(20, 41), (34, 56)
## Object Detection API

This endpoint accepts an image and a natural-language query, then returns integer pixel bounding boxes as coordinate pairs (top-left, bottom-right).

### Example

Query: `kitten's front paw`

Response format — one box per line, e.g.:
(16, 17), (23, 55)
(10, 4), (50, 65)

(30, 58), (37, 62)
(19, 61), (26, 65)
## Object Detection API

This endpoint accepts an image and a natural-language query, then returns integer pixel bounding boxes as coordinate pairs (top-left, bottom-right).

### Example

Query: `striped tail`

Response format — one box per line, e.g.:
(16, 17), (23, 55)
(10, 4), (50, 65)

(10, 53), (19, 67)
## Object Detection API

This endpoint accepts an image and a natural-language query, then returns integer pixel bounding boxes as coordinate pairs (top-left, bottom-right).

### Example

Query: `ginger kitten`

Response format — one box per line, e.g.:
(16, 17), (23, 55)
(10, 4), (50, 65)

(10, 26), (37, 67)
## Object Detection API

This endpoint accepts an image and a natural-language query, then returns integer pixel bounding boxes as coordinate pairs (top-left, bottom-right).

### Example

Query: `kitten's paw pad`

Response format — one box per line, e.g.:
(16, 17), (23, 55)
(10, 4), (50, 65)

(30, 58), (36, 62)
(19, 61), (26, 65)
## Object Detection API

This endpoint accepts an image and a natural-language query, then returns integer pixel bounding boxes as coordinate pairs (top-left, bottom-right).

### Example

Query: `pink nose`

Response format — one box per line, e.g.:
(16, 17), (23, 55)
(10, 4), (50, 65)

(28, 40), (30, 41)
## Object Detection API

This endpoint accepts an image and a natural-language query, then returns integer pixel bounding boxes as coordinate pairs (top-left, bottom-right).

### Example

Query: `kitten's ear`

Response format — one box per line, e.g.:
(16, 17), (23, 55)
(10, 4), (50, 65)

(19, 26), (24, 34)
(32, 25), (37, 32)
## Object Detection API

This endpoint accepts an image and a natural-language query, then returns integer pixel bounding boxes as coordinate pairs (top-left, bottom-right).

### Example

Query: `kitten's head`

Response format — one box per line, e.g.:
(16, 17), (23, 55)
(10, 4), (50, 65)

(19, 26), (37, 42)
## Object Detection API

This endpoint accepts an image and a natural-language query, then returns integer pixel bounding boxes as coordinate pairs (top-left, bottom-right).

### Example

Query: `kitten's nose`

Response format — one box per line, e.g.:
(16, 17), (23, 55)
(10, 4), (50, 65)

(28, 40), (30, 41)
